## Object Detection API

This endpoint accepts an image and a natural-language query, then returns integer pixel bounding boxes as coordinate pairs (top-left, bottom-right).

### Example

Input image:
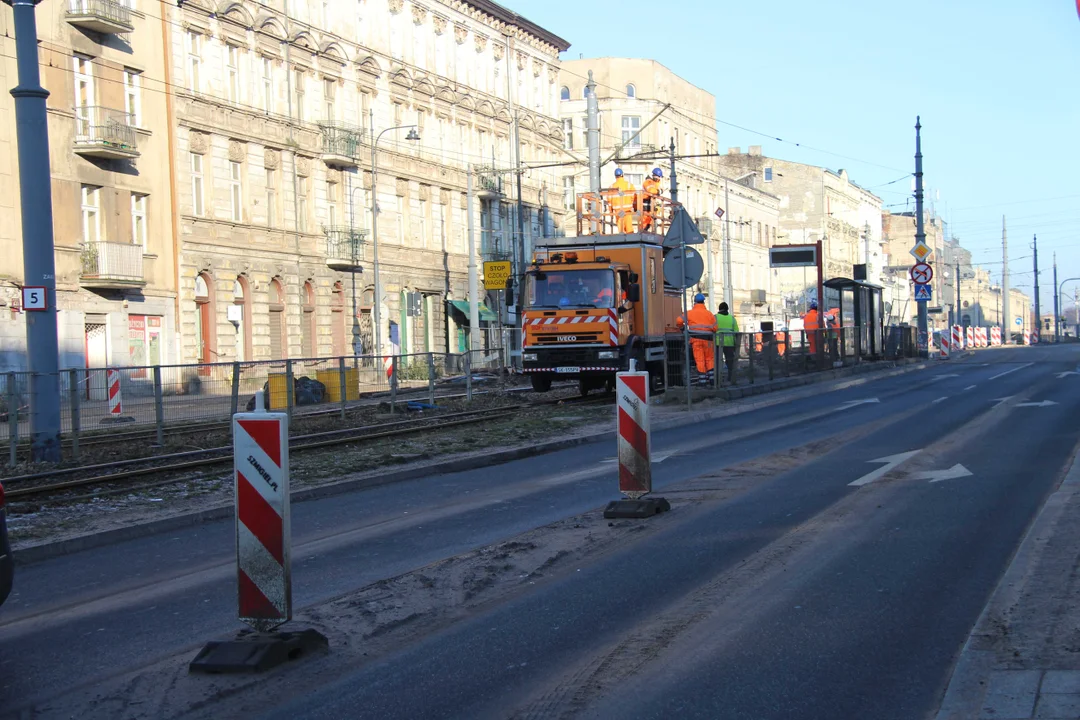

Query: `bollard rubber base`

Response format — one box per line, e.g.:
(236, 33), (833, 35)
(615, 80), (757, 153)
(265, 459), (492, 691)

(189, 628), (328, 674)
(603, 497), (671, 519)
(99, 415), (136, 424)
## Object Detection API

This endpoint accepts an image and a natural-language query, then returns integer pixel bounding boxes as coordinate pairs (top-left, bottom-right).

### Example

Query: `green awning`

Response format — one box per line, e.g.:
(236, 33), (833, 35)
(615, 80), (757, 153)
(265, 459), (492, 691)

(448, 300), (498, 323)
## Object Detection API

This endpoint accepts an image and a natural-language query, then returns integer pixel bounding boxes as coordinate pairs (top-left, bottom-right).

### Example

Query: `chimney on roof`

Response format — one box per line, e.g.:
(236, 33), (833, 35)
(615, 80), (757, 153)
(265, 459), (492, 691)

(748, 145), (762, 156)
(728, 147), (741, 155)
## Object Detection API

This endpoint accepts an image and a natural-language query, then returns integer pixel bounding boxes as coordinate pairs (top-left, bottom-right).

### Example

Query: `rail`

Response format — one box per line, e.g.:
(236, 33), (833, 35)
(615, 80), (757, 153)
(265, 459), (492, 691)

(575, 191), (682, 237)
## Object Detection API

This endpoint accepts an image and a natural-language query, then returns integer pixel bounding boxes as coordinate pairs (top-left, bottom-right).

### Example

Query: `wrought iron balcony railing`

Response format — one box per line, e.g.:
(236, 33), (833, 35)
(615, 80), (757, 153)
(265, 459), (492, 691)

(319, 123), (364, 167)
(66, 0), (133, 33)
(80, 241), (145, 288)
(73, 106), (139, 159)
(324, 226), (368, 271)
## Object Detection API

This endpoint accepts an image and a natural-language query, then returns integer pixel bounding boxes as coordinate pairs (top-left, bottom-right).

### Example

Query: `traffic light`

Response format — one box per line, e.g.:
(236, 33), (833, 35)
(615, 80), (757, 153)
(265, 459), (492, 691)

(1045, 318), (1051, 330)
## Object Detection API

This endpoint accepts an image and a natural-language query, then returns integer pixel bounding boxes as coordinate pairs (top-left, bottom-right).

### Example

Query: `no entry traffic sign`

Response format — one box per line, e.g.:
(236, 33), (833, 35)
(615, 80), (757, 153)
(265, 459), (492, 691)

(910, 263), (933, 284)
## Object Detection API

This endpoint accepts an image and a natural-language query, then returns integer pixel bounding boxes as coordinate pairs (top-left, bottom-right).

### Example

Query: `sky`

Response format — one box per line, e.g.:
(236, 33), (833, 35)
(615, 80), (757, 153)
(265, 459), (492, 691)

(512, 0), (1080, 311)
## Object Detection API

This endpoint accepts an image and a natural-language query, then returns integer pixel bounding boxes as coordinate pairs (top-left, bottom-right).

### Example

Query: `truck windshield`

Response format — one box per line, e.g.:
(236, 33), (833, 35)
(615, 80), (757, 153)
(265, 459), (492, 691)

(526, 269), (616, 309)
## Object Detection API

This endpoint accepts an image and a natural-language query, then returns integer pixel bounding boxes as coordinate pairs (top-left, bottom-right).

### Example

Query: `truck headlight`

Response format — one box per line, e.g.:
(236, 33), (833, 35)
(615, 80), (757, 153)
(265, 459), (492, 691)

(523, 353), (538, 362)
(598, 350), (617, 360)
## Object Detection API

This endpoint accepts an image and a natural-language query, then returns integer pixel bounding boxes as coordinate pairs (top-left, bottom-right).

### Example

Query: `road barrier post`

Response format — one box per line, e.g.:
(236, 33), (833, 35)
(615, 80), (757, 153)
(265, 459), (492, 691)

(153, 366), (165, 447)
(107, 369), (121, 416)
(68, 369), (80, 461)
(284, 360), (294, 420)
(230, 362), (241, 417)
(189, 390), (327, 673)
(604, 361), (669, 519)
(464, 353), (472, 403)
(338, 357), (347, 421)
(6, 373), (16, 468)
(427, 353), (436, 406)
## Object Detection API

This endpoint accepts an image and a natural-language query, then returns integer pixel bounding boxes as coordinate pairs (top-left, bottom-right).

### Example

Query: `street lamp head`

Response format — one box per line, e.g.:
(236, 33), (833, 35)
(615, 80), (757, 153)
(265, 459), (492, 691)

(406, 129), (421, 141)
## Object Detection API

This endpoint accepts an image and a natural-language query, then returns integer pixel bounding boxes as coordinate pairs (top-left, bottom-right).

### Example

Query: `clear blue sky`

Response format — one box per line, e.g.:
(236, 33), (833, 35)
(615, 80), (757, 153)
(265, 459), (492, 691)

(514, 0), (1080, 310)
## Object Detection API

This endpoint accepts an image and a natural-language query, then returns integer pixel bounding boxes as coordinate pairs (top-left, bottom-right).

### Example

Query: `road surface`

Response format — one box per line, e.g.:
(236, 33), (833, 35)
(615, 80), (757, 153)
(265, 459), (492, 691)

(2, 345), (1077, 720)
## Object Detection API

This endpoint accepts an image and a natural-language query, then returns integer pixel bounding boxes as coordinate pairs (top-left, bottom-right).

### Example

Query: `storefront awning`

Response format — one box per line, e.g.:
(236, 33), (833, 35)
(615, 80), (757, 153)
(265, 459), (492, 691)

(448, 300), (498, 323)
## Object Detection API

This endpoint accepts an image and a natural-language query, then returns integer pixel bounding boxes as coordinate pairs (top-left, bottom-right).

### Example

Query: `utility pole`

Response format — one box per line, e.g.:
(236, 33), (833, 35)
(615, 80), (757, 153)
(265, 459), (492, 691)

(914, 117), (928, 357)
(1053, 252), (1059, 342)
(1032, 234), (1040, 338)
(722, 179), (733, 308)
(586, 71), (600, 193)
(7, 0), (62, 462)
(466, 169), (480, 352)
(956, 260), (961, 326)
(1074, 287), (1078, 338)
(1002, 216), (1010, 344)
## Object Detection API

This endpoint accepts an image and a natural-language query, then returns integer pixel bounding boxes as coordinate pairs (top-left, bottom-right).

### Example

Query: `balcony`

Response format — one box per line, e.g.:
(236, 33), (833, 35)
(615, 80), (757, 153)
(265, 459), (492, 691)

(325, 227), (367, 272)
(66, 0), (133, 34)
(73, 106), (139, 159)
(80, 242), (145, 289)
(319, 124), (364, 168)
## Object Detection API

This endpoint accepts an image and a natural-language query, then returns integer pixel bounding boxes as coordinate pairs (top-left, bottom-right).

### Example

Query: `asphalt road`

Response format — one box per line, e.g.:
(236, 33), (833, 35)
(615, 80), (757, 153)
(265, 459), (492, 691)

(2, 345), (1078, 720)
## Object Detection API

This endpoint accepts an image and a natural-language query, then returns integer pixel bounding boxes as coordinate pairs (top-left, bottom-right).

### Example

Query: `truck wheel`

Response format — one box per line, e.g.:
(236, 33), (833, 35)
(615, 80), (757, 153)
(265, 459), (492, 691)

(579, 378), (590, 397)
(531, 375), (552, 393)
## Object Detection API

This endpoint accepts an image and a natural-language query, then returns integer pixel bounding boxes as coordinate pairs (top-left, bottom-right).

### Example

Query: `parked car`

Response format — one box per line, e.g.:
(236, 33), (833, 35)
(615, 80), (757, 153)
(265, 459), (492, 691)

(0, 481), (11, 607)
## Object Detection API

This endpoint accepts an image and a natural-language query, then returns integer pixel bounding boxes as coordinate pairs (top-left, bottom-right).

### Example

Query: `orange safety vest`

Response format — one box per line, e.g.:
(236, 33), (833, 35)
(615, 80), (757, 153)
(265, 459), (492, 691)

(677, 302), (718, 335)
(610, 177), (635, 211)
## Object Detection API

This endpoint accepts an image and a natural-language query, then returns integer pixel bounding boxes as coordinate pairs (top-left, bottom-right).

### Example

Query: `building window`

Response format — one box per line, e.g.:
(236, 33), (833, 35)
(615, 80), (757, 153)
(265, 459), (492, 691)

(293, 69), (305, 122)
(323, 78), (335, 122)
(764, 167), (773, 182)
(186, 31), (201, 93)
(563, 176), (575, 209)
(393, 101), (402, 126)
(297, 176), (309, 231)
(73, 55), (94, 136)
(621, 116), (641, 147)
(559, 86), (570, 101)
(190, 152), (204, 216)
(123, 69), (141, 126)
(266, 167), (277, 228)
(396, 195), (406, 244)
(81, 185), (100, 243)
(131, 193), (147, 250)
(562, 118), (573, 150)
(261, 57), (274, 113)
(627, 174), (643, 187)
(229, 161), (243, 222)
(326, 180), (338, 226)
(626, 83), (636, 98)
(226, 45), (240, 104)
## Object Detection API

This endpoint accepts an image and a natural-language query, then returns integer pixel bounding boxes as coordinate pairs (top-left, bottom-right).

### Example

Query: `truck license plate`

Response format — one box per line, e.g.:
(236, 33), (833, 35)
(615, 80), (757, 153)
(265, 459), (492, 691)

(556, 366), (580, 374)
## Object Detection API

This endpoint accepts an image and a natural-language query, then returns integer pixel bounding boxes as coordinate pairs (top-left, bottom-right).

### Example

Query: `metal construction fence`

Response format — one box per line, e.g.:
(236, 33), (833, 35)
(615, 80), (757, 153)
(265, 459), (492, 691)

(2, 349), (505, 464)
(664, 325), (920, 390)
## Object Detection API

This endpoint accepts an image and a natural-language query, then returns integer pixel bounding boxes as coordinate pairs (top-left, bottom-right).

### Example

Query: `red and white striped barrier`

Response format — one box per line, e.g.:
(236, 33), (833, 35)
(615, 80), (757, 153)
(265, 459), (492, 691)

(952, 325), (965, 351)
(233, 393), (291, 630)
(1031, 329), (1040, 345)
(525, 311), (620, 346)
(991, 327), (1002, 346)
(976, 327), (988, 348)
(1024, 330), (1031, 346)
(107, 369), (122, 415)
(966, 326), (975, 349)
(938, 332), (950, 360)
(616, 367), (651, 499)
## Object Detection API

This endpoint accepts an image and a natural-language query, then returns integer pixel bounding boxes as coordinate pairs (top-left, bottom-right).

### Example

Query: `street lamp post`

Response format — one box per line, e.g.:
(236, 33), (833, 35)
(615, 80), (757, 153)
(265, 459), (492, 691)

(348, 185), (364, 362)
(368, 111), (420, 361)
(1059, 278), (1080, 341)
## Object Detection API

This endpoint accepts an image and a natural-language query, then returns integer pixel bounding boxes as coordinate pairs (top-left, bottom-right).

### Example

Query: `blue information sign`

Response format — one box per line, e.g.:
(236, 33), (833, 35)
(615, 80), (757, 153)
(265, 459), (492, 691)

(914, 283), (932, 301)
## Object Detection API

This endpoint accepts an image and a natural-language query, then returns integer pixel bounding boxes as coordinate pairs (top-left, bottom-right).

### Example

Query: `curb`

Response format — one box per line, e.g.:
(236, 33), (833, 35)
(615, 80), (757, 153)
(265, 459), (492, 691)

(12, 359), (929, 566)
(934, 444), (1080, 719)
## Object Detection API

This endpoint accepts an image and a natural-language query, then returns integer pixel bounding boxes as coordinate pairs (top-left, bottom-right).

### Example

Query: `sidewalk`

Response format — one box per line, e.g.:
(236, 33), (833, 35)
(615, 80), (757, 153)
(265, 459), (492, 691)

(937, 446), (1080, 720)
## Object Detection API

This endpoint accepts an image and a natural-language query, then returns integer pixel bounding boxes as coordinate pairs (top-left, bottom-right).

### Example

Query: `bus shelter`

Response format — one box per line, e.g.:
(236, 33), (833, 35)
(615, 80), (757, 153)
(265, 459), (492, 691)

(823, 277), (885, 361)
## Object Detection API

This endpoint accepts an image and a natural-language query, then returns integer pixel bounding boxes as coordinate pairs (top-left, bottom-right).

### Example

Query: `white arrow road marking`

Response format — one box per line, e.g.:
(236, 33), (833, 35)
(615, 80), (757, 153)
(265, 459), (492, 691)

(990, 397), (1014, 407)
(1016, 400), (1059, 408)
(913, 464), (974, 483)
(839, 398), (880, 410)
(930, 374), (959, 382)
(849, 450), (922, 487)
(964, 385), (977, 391)
(601, 452), (675, 464)
(989, 363), (1033, 380)
(1056, 372), (1079, 379)
(932, 396), (949, 405)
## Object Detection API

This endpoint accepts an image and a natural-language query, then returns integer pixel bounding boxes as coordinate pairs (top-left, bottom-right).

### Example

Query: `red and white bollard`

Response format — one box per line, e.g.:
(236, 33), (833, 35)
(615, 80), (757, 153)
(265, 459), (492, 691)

(190, 391), (326, 673)
(952, 325), (965, 351)
(966, 326), (975, 349)
(991, 327), (1002, 346)
(1024, 330), (1031, 346)
(939, 332), (950, 360)
(1031, 329), (1040, 345)
(107, 369), (122, 416)
(604, 361), (669, 518)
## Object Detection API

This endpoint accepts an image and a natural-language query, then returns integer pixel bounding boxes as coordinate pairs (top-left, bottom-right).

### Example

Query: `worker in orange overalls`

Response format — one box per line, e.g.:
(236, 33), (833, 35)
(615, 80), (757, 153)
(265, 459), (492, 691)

(677, 292), (718, 379)
(610, 168), (636, 233)
(640, 168), (662, 232)
(803, 299), (821, 357)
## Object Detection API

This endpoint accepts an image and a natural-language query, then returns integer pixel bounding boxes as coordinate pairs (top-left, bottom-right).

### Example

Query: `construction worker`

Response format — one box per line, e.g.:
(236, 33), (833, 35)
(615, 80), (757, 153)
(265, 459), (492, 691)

(825, 308), (840, 361)
(610, 168), (636, 233)
(803, 299), (821, 358)
(640, 168), (663, 232)
(677, 292), (717, 380)
(715, 302), (740, 383)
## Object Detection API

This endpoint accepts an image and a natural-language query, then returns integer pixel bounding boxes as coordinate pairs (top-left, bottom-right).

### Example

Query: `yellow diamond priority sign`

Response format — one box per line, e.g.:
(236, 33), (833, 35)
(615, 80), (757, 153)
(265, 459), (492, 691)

(910, 242), (933, 262)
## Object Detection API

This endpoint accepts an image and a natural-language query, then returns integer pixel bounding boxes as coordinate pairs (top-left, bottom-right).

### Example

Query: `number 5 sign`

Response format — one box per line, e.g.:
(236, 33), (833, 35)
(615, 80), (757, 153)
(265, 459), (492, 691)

(22, 286), (48, 311)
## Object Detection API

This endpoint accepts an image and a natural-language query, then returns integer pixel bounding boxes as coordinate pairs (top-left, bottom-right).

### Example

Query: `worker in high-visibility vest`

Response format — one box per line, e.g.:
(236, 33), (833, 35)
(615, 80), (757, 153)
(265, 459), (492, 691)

(715, 302), (739, 383)
(803, 299), (821, 357)
(610, 168), (636, 233)
(677, 293), (718, 378)
(640, 168), (662, 232)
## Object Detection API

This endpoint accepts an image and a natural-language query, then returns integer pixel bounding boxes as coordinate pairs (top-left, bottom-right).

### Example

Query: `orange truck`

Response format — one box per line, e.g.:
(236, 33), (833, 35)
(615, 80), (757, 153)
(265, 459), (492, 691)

(517, 235), (681, 394)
